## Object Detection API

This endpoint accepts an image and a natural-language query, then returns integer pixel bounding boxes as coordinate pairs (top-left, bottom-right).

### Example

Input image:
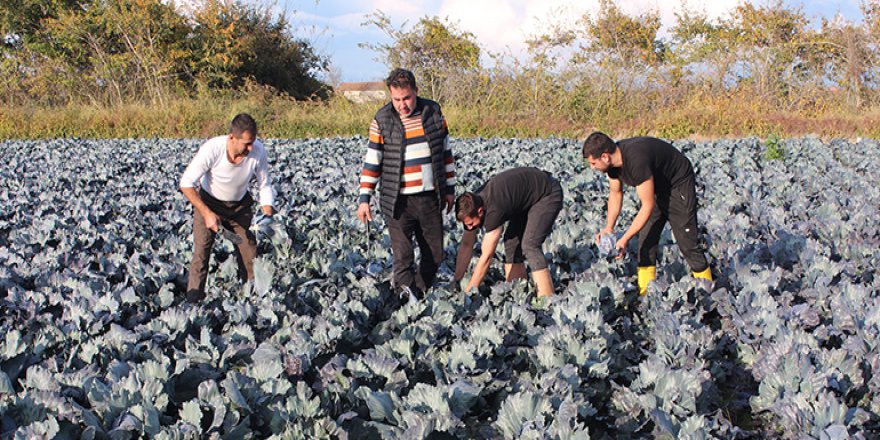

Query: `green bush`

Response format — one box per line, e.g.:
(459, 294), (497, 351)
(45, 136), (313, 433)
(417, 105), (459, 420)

(763, 132), (785, 161)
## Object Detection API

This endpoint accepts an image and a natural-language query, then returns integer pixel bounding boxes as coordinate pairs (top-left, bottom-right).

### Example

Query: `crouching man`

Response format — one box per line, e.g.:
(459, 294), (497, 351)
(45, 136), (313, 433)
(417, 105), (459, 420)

(583, 131), (712, 295)
(454, 167), (563, 298)
(179, 113), (275, 302)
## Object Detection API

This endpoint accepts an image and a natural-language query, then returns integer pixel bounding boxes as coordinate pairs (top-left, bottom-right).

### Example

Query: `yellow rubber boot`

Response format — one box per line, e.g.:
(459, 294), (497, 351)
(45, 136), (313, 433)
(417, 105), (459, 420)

(693, 268), (713, 282)
(637, 266), (656, 296)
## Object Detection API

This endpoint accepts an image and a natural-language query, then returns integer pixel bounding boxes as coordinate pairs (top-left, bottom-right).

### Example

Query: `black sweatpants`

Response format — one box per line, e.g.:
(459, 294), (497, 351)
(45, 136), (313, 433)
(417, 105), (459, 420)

(637, 175), (709, 272)
(386, 192), (444, 293)
(502, 178), (563, 271)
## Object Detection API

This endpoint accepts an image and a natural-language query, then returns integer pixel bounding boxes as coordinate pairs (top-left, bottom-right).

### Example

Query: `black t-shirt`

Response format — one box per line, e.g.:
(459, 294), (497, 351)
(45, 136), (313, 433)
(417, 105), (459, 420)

(476, 167), (554, 231)
(606, 137), (693, 193)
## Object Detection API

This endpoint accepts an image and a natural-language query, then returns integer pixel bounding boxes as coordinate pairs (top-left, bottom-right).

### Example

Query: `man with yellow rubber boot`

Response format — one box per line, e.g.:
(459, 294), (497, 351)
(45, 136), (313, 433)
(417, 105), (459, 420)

(583, 132), (713, 294)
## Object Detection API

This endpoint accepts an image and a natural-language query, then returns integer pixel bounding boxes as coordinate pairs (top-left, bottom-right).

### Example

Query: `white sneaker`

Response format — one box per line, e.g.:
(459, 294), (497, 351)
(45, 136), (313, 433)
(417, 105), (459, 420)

(399, 285), (419, 304)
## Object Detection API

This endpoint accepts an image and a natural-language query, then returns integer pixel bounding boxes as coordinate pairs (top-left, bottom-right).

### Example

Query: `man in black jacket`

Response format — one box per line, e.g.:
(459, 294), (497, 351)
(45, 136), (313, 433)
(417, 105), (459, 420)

(355, 68), (456, 299)
(583, 131), (712, 295)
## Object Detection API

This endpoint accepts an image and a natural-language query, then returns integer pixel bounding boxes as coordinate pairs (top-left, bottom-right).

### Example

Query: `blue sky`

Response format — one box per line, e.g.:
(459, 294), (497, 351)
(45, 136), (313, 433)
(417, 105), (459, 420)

(283, 0), (864, 83)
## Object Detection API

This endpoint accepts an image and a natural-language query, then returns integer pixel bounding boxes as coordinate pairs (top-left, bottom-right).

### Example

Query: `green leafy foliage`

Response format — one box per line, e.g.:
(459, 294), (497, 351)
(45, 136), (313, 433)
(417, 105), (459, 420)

(0, 136), (878, 438)
(0, 0), (328, 105)
(763, 132), (785, 161)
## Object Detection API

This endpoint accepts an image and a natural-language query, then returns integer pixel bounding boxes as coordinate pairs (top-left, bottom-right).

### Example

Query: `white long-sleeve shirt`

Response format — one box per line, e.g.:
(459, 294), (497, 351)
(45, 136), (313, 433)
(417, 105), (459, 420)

(179, 135), (275, 206)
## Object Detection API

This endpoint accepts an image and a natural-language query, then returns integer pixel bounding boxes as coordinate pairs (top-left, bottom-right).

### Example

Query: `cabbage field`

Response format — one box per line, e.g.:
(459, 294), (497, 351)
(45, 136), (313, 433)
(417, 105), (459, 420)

(1, 136), (879, 439)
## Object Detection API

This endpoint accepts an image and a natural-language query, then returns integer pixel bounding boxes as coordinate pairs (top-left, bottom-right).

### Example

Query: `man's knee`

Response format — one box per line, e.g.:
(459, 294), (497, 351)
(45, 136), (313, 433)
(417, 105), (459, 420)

(424, 232), (444, 259)
(523, 245), (547, 270)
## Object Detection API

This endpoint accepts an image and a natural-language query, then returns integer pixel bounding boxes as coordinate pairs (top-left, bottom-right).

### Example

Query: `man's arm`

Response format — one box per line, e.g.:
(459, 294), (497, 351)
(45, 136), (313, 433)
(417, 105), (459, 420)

(180, 143), (221, 231)
(441, 117), (456, 214)
(454, 228), (478, 281)
(254, 146), (275, 216)
(357, 119), (384, 223)
(466, 227), (502, 291)
(615, 177), (655, 255)
(595, 177), (624, 243)
(181, 187), (220, 232)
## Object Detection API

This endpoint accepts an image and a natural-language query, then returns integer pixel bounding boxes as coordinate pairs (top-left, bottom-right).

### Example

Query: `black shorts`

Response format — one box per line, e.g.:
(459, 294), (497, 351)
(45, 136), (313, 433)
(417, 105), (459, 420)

(503, 178), (563, 270)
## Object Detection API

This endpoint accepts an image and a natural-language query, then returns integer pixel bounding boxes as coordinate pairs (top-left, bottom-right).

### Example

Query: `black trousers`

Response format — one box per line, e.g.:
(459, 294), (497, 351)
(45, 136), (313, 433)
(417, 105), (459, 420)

(637, 176), (709, 272)
(503, 177), (563, 271)
(386, 192), (444, 292)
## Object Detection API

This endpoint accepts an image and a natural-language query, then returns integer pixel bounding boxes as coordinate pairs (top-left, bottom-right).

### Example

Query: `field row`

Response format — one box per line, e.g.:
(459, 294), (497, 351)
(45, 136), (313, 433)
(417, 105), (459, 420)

(0, 137), (878, 438)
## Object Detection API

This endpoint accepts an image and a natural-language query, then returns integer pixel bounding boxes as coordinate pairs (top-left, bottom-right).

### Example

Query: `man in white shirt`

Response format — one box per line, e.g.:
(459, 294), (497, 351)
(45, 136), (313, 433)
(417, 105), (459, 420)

(179, 113), (275, 302)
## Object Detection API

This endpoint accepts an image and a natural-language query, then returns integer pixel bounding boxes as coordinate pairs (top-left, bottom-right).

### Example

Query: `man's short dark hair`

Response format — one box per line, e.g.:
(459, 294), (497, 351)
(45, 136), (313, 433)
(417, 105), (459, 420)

(230, 113), (257, 136)
(455, 192), (483, 222)
(385, 68), (417, 90)
(582, 131), (617, 159)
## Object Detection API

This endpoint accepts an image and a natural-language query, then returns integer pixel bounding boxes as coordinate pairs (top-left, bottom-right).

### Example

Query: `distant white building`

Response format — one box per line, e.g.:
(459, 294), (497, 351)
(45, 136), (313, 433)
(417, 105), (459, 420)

(336, 82), (387, 104)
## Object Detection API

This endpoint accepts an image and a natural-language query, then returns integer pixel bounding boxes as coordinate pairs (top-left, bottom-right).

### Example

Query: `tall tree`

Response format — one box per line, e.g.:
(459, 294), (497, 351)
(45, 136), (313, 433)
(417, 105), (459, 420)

(726, 1), (811, 98)
(36, 0), (190, 105)
(361, 12), (481, 102)
(669, 6), (734, 89)
(187, 0), (329, 99)
(581, 0), (666, 67)
(0, 0), (88, 49)
(811, 17), (872, 107)
(0, 0), (330, 104)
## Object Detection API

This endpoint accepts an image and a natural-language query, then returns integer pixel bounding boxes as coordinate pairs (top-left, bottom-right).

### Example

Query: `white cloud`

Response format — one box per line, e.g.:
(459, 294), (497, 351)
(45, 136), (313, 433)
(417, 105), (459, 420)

(370, 0), (435, 23)
(296, 11), (369, 35)
(431, 0), (743, 55)
(437, 0), (521, 51)
(310, 0), (745, 55)
(294, 0), (442, 39)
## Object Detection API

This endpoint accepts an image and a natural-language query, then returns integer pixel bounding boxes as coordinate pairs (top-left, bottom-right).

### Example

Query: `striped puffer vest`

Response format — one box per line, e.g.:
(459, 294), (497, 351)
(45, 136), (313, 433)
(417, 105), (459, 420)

(374, 97), (449, 218)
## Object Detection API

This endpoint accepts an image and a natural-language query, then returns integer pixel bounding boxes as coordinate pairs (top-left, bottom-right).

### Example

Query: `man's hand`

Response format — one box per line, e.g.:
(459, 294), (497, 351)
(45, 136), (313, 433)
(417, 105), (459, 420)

(202, 209), (221, 233)
(614, 235), (630, 260)
(442, 193), (455, 214)
(595, 227), (614, 245)
(465, 227), (502, 292)
(454, 229), (478, 282)
(357, 202), (373, 224)
(261, 205), (275, 216)
(181, 187), (222, 232)
(466, 279), (479, 292)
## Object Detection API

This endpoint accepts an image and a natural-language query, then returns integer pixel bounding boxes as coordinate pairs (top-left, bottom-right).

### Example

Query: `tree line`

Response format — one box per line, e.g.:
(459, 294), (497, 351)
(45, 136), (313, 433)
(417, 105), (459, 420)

(365, 0), (880, 137)
(0, 0), (328, 106)
(1, 0), (879, 138)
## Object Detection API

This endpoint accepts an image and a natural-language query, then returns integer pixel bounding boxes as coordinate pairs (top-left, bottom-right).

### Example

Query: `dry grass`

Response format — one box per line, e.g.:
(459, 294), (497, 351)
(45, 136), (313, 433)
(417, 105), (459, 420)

(2, 90), (879, 140)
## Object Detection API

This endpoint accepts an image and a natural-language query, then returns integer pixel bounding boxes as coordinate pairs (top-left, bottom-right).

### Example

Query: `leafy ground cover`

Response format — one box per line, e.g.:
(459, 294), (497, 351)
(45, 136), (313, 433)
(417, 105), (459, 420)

(0, 136), (878, 439)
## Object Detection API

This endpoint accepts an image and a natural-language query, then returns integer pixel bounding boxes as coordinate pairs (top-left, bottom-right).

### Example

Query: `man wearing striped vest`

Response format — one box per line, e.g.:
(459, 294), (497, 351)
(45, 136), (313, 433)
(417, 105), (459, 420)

(356, 68), (456, 301)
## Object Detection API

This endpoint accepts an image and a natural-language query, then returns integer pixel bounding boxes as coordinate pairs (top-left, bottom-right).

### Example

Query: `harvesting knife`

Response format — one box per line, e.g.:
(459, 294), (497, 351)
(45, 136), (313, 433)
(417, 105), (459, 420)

(365, 219), (371, 249)
(364, 219), (384, 276)
(218, 226), (243, 245)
